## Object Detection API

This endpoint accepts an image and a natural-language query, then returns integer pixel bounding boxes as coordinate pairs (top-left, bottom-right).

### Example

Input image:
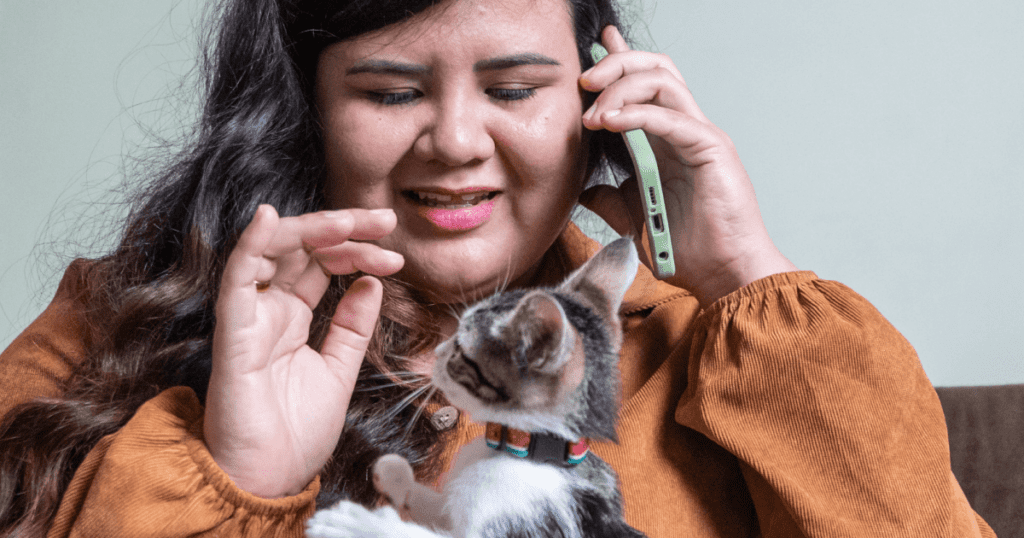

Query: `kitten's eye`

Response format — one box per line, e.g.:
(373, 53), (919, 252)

(448, 343), (508, 403)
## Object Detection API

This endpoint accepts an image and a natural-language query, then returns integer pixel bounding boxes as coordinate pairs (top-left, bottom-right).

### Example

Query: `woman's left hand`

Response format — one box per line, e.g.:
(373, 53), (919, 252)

(579, 26), (797, 307)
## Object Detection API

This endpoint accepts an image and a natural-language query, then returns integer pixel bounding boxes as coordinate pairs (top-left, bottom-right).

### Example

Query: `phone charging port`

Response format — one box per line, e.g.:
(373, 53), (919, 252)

(652, 214), (664, 233)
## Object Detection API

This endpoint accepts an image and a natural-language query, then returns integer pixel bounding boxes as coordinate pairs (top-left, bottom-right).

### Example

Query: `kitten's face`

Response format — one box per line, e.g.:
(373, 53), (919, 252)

(432, 289), (586, 436)
(431, 238), (639, 438)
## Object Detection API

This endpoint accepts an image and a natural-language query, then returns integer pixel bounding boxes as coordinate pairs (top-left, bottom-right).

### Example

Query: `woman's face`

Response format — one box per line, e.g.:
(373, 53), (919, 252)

(316, 0), (587, 303)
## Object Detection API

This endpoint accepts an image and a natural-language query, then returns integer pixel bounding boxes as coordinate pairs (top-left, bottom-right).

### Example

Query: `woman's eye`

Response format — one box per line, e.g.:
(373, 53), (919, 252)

(487, 87), (536, 102)
(368, 90), (420, 106)
(367, 87), (535, 105)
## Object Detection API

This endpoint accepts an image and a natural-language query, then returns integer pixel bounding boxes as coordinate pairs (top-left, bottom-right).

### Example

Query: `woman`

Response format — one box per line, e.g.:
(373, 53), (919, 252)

(0, 0), (994, 536)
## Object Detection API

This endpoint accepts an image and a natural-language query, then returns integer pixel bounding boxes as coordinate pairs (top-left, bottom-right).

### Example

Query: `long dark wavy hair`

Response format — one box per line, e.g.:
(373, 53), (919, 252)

(0, 0), (634, 534)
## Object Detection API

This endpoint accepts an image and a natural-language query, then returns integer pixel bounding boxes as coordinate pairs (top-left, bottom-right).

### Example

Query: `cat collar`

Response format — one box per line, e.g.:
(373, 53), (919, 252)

(484, 422), (589, 467)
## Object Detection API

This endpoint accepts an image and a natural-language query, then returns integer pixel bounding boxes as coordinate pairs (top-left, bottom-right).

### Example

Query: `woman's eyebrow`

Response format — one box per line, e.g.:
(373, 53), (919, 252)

(347, 60), (429, 76)
(346, 53), (561, 76)
(474, 53), (561, 72)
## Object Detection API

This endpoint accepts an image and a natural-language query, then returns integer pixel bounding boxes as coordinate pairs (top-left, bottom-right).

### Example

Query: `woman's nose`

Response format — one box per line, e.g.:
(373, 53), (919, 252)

(414, 91), (495, 166)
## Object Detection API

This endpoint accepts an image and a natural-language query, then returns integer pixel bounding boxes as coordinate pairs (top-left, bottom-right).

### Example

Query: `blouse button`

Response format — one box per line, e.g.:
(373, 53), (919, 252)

(430, 406), (459, 431)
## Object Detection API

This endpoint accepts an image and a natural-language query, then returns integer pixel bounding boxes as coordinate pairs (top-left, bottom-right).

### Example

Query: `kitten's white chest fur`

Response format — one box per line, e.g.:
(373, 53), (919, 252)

(306, 438), (584, 538)
(442, 440), (580, 538)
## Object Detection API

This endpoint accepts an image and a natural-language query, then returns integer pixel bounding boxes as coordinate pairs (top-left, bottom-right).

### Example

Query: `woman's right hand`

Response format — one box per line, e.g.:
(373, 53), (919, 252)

(579, 26), (796, 307)
(205, 204), (404, 498)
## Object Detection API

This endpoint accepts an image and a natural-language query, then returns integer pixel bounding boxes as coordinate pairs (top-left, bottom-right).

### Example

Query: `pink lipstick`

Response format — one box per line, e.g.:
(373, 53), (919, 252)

(418, 197), (497, 231)
(405, 189), (500, 232)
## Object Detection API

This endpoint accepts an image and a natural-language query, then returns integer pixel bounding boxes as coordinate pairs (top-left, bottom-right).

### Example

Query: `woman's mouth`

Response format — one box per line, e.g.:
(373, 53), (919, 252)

(403, 190), (501, 232)
(405, 190), (499, 208)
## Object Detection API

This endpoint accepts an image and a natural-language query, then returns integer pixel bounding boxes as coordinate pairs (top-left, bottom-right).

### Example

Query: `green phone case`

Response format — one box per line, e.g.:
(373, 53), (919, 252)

(589, 43), (675, 279)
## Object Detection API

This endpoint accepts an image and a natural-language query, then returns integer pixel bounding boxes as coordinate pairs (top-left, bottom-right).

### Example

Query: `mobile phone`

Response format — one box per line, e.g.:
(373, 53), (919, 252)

(589, 43), (675, 279)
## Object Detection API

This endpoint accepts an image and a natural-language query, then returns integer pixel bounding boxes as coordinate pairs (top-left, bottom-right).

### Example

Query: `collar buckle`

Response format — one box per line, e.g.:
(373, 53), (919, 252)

(485, 422), (589, 467)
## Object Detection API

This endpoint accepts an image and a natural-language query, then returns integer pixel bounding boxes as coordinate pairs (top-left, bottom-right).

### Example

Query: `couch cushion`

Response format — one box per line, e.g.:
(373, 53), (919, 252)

(936, 384), (1024, 537)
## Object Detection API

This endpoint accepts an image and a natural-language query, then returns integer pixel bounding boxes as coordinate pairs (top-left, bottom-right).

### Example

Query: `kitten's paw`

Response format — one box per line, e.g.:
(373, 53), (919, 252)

(306, 501), (381, 538)
(306, 501), (444, 538)
(373, 454), (416, 511)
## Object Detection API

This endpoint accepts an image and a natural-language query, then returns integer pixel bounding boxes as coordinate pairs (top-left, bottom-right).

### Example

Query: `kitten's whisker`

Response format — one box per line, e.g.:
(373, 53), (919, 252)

(406, 453), (430, 466)
(355, 380), (424, 392)
(460, 292), (473, 320)
(362, 371), (426, 380)
(357, 371), (429, 391)
(456, 276), (472, 314)
(500, 251), (514, 294)
(402, 386), (439, 440)
(381, 384), (431, 421)
(444, 303), (462, 324)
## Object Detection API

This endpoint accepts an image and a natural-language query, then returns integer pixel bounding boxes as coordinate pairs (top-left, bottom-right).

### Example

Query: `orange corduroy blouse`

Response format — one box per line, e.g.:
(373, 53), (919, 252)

(0, 225), (995, 537)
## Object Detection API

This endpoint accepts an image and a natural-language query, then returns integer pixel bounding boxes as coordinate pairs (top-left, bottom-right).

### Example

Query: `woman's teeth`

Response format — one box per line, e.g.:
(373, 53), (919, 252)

(408, 191), (497, 208)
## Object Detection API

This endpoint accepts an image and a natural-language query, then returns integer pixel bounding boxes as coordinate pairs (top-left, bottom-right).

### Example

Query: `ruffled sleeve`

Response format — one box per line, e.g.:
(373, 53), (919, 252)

(47, 386), (319, 538)
(0, 259), (93, 418)
(676, 271), (994, 536)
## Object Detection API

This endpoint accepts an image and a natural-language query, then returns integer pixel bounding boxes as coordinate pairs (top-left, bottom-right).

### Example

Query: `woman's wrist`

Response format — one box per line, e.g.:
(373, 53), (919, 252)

(205, 440), (312, 499)
(688, 245), (798, 308)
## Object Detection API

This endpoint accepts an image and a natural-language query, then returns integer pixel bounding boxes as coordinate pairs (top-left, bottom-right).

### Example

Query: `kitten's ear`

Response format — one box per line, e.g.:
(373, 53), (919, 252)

(558, 237), (639, 318)
(504, 291), (576, 374)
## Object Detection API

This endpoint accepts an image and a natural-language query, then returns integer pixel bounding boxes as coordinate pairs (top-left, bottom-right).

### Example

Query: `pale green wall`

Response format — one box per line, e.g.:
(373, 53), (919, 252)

(2, 0), (1022, 385)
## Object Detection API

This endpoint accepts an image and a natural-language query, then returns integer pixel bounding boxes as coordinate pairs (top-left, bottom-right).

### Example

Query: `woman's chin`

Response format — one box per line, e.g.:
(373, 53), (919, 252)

(380, 227), (553, 305)
(403, 272), (506, 305)
(392, 260), (524, 306)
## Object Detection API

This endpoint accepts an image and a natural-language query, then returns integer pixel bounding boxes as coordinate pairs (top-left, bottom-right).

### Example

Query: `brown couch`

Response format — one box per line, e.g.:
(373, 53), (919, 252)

(936, 384), (1024, 537)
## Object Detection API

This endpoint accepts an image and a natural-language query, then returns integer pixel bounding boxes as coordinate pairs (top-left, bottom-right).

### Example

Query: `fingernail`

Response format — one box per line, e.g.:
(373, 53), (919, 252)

(370, 208), (394, 216)
(583, 104), (596, 121)
(603, 109), (621, 120)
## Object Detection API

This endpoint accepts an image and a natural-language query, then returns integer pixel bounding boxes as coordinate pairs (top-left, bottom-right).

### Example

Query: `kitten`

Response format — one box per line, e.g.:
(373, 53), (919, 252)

(307, 237), (647, 538)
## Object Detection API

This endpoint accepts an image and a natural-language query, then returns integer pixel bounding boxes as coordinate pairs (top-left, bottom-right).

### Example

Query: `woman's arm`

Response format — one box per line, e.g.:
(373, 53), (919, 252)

(0, 260), (92, 419)
(677, 272), (994, 536)
(46, 387), (319, 538)
(579, 25), (993, 536)
(1, 262), (319, 537)
(1, 206), (405, 535)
